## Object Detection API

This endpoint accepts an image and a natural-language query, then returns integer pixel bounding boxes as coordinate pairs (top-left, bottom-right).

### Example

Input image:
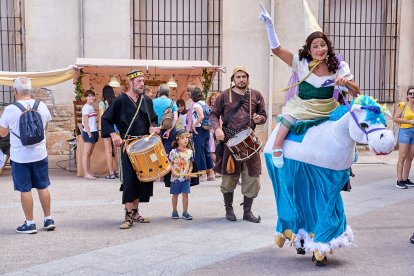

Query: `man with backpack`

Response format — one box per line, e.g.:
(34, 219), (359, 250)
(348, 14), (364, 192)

(0, 77), (55, 234)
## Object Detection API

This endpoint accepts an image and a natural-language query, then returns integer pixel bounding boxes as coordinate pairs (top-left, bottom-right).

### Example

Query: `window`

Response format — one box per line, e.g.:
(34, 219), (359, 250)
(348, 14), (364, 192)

(0, 0), (25, 106)
(322, 0), (398, 103)
(132, 0), (222, 90)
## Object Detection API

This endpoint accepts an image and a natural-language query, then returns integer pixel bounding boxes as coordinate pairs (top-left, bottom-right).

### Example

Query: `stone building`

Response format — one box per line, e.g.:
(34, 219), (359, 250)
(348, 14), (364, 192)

(0, 0), (413, 154)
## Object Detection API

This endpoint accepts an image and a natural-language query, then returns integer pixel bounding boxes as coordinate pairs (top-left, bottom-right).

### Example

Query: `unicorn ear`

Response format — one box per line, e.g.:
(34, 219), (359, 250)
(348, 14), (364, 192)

(384, 110), (392, 117)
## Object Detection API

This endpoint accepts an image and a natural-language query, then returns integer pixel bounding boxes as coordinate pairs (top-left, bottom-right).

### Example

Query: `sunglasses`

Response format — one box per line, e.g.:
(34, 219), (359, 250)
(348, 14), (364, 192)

(408, 92), (414, 96)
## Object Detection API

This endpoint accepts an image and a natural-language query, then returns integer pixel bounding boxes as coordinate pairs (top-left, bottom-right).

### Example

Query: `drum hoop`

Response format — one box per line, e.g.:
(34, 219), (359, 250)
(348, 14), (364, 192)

(227, 128), (253, 147)
(126, 136), (160, 153)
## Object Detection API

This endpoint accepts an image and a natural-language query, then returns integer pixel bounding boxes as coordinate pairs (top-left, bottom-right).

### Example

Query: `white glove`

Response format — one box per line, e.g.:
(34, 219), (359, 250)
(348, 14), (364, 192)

(259, 3), (280, 49)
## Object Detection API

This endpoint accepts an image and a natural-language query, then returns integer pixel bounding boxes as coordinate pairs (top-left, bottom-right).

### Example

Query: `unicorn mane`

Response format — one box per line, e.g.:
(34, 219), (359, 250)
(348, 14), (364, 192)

(330, 95), (389, 126)
(353, 95), (388, 126)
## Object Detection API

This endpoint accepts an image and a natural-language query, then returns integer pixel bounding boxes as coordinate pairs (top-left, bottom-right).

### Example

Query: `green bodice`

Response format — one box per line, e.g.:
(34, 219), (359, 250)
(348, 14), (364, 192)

(298, 82), (334, 100)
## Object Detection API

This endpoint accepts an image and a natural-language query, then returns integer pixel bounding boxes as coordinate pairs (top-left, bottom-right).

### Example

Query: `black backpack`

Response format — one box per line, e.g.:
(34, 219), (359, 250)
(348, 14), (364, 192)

(11, 100), (45, 146)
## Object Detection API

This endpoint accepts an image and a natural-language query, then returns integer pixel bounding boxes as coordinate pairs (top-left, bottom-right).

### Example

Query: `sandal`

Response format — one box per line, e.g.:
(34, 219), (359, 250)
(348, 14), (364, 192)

(105, 173), (116, 179)
(271, 149), (284, 168)
(410, 233), (414, 244)
(312, 253), (327, 266)
(132, 209), (151, 223)
(84, 175), (96, 180)
(296, 239), (306, 255)
(120, 212), (133, 229)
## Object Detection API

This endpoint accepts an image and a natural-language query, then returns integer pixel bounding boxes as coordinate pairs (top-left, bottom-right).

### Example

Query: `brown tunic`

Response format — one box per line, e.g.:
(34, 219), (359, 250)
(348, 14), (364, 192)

(210, 88), (267, 176)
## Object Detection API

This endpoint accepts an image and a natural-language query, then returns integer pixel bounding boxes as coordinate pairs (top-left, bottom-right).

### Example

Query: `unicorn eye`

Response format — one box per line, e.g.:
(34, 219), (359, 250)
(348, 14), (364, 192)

(360, 123), (369, 129)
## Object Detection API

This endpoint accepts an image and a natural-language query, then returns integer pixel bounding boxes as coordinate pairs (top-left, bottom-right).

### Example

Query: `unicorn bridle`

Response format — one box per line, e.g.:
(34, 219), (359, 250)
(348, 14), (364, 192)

(335, 88), (386, 141)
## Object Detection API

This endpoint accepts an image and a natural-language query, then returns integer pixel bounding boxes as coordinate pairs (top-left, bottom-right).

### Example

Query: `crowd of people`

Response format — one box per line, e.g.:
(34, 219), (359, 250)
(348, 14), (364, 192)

(0, 2), (413, 268)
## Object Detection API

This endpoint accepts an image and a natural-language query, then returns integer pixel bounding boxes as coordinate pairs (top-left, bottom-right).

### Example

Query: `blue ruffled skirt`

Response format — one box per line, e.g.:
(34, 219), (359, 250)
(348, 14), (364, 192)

(264, 153), (354, 253)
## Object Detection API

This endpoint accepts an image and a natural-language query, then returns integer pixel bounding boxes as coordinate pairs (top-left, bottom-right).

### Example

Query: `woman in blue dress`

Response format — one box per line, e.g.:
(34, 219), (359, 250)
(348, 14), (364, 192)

(259, 2), (360, 266)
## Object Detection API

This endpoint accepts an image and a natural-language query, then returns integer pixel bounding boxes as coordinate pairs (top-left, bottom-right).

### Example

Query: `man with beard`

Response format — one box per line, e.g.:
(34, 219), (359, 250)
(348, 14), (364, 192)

(210, 67), (267, 223)
(101, 70), (159, 229)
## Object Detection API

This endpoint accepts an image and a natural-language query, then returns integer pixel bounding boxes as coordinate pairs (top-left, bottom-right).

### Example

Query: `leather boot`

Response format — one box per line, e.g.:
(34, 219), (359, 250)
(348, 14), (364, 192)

(242, 196), (261, 223)
(223, 192), (237, 221)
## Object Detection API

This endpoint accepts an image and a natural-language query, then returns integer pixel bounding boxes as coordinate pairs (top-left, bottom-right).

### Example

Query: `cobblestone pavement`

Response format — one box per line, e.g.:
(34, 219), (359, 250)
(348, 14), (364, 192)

(0, 151), (413, 275)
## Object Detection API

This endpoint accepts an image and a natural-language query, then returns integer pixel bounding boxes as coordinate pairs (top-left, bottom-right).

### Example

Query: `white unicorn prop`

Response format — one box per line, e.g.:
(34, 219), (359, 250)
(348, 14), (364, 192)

(263, 95), (394, 264)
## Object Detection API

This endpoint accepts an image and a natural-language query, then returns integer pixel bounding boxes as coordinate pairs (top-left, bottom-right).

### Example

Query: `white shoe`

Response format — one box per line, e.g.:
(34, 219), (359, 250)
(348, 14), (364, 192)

(272, 149), (284, 168)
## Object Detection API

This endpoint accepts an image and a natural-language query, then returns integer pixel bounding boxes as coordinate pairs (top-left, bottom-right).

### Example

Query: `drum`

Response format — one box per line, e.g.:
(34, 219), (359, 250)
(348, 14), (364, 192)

(226, 128), (262, 161)
(126, 135), (171, 182)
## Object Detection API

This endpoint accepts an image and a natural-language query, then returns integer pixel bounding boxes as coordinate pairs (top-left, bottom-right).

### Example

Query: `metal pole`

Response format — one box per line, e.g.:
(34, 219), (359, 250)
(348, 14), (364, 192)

(79, 0), (84, 57)
(267, 0), (275, 138)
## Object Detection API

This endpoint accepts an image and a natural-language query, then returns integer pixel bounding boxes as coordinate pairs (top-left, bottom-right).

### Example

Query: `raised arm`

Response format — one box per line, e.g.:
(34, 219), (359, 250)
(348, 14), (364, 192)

(259, 3), (293, 66)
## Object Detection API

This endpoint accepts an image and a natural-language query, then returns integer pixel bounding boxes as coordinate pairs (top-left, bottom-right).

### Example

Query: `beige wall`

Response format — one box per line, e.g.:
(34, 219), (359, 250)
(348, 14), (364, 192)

(83, 0), (130, 58)
(25, 0), (131, 105)
(25, 0), (79, 104)
(222, 0), (271, 139)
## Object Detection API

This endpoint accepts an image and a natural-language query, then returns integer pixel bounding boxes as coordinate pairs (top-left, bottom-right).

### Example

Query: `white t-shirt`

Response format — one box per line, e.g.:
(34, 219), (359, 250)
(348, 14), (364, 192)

(0, 99), (52, 163)
(82, 103), (98, 132)
(192, 101), (207, 128)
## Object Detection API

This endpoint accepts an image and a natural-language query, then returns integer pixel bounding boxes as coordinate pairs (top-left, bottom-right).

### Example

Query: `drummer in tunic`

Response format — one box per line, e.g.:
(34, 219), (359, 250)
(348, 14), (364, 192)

(210, 67), (267, 223)
(101, 70), (159, 229)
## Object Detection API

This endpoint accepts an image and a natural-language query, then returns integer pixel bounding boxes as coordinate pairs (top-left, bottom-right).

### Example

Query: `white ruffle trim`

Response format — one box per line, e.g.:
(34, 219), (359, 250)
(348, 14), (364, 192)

(275, 225), (355, 254)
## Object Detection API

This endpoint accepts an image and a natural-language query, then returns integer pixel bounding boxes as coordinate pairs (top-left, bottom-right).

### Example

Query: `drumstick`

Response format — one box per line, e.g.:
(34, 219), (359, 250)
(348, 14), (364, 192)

(177, 172), (205, 177)
(144, 131), (156, 142)
(171, 167), (205, 178)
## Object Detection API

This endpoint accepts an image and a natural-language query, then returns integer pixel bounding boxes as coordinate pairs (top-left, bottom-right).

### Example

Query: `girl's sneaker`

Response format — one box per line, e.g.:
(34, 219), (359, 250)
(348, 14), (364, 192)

(403, 179), (414, 187)
(182, 212), (193, 220)
(171, 211), (179, 219)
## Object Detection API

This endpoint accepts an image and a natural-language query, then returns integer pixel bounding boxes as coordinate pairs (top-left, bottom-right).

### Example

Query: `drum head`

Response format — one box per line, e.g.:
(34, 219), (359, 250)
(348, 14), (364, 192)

(227, 128), (251, 146)
(128, 136), (160, 152)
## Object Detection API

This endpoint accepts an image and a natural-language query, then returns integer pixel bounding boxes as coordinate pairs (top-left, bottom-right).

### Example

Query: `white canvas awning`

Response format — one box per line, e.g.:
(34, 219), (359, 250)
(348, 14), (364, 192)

(74, 58), (225, 76)
(0, 59), (224, 102)
(0, 65), (76, 87)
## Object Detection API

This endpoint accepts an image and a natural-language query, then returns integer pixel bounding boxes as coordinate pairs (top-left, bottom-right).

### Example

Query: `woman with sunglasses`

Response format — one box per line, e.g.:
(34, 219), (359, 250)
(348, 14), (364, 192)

(393, 86), (414, 189)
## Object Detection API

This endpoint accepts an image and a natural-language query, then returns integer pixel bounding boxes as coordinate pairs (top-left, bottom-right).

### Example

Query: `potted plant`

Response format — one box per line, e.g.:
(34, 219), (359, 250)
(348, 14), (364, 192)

(74, 69), (85, 101)
(201, 68), (213, 100)
(73, 69), (86, 135)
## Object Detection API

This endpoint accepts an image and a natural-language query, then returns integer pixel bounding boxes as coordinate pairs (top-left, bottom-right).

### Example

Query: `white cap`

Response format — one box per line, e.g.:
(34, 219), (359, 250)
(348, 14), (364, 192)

(303, 0), (322, 37)
(13, 77), (32, 93)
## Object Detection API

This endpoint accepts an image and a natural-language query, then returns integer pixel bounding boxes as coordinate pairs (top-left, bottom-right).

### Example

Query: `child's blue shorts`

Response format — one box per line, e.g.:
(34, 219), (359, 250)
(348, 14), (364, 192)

(170, 179), (190, 195)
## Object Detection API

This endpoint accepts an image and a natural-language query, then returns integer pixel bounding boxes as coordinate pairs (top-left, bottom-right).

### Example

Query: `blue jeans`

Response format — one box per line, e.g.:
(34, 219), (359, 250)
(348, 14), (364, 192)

(192, 127), (213, 171)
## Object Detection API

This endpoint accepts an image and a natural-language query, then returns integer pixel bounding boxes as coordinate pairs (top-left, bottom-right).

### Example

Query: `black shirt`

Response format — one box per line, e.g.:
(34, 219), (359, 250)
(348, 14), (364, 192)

(101, 93), (158, 138)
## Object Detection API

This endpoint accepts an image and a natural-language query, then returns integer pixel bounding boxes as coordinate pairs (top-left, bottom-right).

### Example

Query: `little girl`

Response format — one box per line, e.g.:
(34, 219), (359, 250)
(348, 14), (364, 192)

(169, 130), (193, 220)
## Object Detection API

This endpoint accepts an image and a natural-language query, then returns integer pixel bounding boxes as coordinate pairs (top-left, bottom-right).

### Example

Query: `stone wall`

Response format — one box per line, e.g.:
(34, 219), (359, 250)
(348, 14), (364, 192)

(0, 88), (75, 155)
(33, 88), (75, 155)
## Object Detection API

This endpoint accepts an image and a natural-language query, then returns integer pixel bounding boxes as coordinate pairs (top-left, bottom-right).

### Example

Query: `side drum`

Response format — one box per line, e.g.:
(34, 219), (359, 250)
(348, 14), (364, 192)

(226, 128), (262, 161)
(126, 135), (171, 182)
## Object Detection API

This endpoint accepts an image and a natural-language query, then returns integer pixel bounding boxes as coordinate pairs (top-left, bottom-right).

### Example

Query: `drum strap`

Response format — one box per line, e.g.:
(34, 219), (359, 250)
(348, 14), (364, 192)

(124, 96), (144, 142)
(223, 90), (250, 132)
